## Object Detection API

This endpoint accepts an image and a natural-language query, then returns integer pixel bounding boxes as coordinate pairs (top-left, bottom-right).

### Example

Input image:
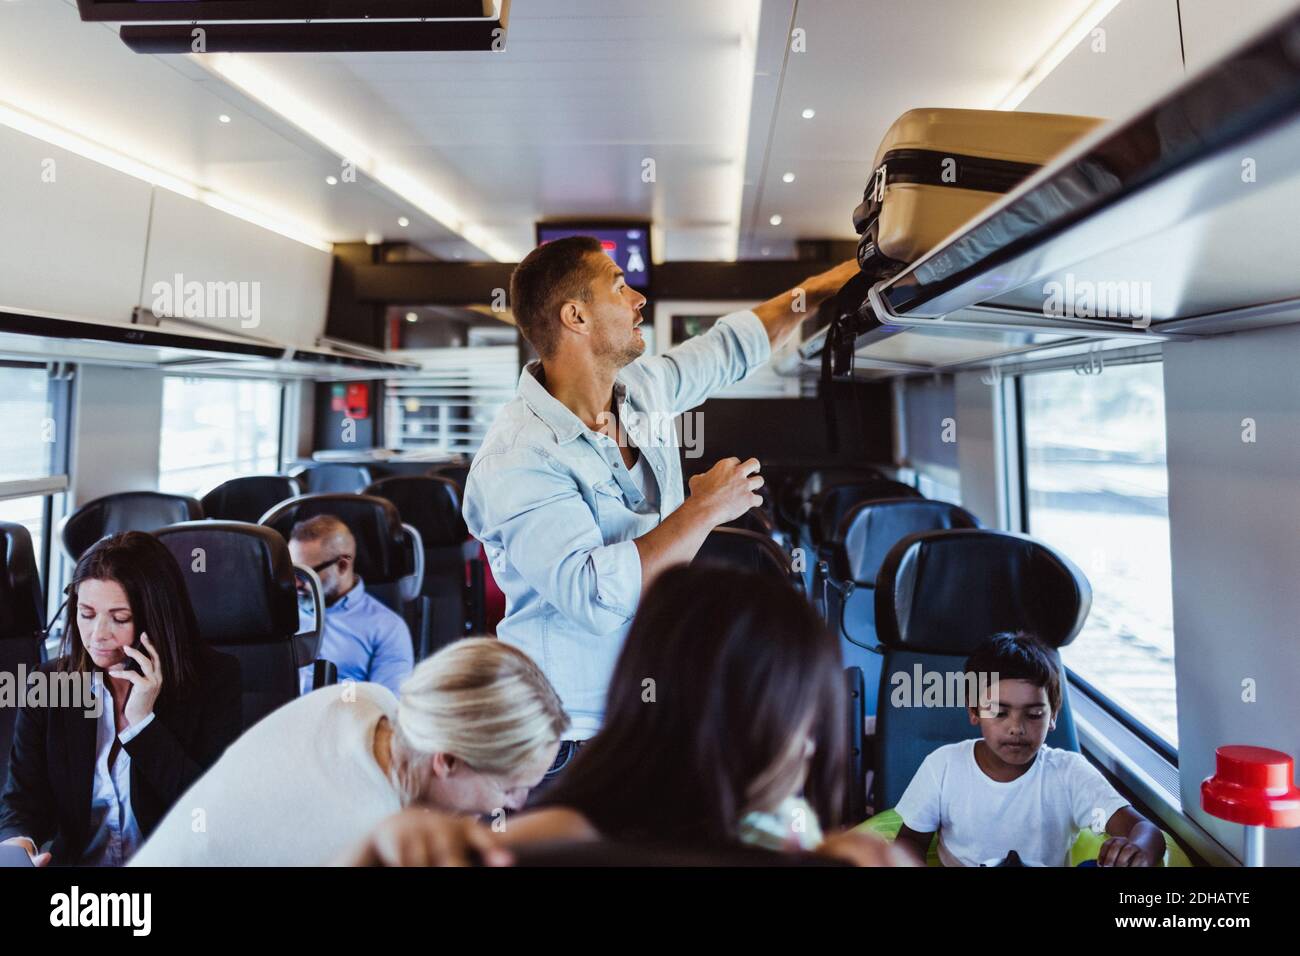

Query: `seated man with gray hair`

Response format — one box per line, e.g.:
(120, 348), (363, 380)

(288, 514), (414, 697)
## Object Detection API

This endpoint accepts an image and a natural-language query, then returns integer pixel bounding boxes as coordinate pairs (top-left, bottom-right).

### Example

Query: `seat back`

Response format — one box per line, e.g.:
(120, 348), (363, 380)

(692, 527), (797, 587)
(260, 493), (422, 616)
(430, 462), (470, 492)
(873, 529), (1091, 808)
(61, 491), (203, 561)
(200, 475), (301, 523)
(0, 522), (45, 787)
(828, 499), (981, 715)
(809, 479), (922, 547)
(153, 522), (307, 730)
(365, 475), (470, 656)
(291, 463), (373, 494)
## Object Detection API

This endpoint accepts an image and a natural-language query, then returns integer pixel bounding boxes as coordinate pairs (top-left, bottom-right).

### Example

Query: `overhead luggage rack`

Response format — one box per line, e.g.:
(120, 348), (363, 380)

(0, 306), (419, 378)
(863, 6), (1300, 340)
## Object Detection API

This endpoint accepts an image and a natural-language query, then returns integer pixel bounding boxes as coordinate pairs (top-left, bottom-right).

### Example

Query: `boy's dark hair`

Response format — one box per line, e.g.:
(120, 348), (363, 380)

(964, 631), (1062, 714)
(509, 235), (605, 359)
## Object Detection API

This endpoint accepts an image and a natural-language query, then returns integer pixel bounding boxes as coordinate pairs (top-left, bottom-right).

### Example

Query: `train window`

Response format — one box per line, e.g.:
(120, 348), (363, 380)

(1020, 361), (1177, 747)
(0, 363), (59, 482)
(158, 377), (284, 497)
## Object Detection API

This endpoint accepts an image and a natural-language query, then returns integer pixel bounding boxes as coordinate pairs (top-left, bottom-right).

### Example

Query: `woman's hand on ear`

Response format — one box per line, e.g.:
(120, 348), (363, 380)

(114, 632), (163, 727)
(336, 808), (514, 867)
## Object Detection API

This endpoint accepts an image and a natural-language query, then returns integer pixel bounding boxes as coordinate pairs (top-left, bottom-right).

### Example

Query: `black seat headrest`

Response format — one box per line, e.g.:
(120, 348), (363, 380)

(798, 467), (886, 502)
(292, 463), (373, 494)
(200, 475), (301, 524)
(364, 475), (467, 546)
(692, 527), (793, 583)
(153, 521), (299, 646)
(260, 493), (413, 583)
(811, 479), (922, 543)
(875, 529), (1090, 655)
(62, 491), (203, 561)
(0, 521), (44, 639)
(834, 498), (980, 585)
(431, 463), (470, 492)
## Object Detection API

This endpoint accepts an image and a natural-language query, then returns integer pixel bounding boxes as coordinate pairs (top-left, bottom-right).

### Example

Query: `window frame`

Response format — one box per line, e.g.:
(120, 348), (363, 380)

(1010, 356), (1178, 756)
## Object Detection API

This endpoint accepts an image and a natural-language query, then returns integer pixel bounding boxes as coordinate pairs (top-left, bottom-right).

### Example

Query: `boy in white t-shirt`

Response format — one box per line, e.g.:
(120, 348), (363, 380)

(894, 632), (1164, 867)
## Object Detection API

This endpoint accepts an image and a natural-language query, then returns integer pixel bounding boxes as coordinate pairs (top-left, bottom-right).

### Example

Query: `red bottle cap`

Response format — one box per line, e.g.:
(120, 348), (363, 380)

(1201, 746), (1300, 828)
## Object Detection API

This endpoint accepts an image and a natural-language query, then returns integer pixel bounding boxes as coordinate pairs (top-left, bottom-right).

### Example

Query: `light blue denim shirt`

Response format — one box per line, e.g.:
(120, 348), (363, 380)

(463, 310), (771, 738)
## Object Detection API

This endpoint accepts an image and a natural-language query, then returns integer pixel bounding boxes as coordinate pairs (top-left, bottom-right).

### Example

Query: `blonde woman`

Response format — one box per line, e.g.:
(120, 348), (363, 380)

(129, 639), (568, 866)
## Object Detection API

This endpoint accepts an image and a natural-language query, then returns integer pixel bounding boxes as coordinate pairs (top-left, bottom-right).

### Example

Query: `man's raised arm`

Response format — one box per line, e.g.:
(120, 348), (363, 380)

(752, 259), (861, 351)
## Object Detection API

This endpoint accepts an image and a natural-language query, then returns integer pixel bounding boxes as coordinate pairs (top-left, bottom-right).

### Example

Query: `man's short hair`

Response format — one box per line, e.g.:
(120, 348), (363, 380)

(288, 514), (354, 555)
(964, 631), (1062, 714)
(509, 235), (606, 358)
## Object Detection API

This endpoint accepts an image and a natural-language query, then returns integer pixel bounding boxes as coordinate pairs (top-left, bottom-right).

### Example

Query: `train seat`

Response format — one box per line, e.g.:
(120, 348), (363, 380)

(60, 491), (203, 561)
(692, 526), (799, 588)
(200, 475), (301, 524)
(872, 528), (1091, 809)
(0, 522), (45, 788)
(153, 521), (328, 731)
(364, 475), (483, 658)
(290, 463), (373, 494)
(821, 499), (980, 716)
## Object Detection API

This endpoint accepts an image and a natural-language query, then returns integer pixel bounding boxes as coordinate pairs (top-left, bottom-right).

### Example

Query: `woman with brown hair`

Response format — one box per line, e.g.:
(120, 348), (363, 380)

(0, 531), (242, 865)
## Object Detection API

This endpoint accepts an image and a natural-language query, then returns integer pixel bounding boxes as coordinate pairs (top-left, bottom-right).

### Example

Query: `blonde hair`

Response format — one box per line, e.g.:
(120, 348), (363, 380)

(391, 638), (569, 784)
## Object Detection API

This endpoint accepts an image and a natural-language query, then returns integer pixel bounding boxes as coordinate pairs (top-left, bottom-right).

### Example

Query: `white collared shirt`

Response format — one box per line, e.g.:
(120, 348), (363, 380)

(79, 674), (152, 866)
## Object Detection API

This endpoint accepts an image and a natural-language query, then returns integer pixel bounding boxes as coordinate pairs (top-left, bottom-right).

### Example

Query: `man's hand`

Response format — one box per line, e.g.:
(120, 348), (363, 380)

(687, 457), (764, 526)
(752, 259), (862, 349)
(335, 808), (513, 867)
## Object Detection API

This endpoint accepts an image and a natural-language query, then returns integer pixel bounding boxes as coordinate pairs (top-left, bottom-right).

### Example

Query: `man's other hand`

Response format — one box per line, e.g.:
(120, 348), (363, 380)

(688, 457), (764, 526)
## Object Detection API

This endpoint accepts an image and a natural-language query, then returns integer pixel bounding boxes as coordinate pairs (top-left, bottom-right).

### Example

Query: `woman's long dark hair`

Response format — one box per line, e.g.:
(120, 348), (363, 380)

(542, 565), (847, 845)
(56, 531), (204, 699)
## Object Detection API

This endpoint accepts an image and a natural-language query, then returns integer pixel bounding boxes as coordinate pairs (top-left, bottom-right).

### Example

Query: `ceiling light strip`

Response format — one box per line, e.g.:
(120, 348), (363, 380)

(997, 0), (1124, 110)
(0, 100), (333, 253)
(203, 52), (525, 262)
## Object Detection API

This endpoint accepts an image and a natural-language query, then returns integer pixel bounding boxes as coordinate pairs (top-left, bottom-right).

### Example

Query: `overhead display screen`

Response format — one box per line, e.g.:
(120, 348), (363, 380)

(535, 223), (653, 291)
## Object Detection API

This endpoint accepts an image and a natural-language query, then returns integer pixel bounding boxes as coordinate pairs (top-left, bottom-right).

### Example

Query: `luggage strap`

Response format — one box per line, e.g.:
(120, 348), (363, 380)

(852, 148), (1041, 234)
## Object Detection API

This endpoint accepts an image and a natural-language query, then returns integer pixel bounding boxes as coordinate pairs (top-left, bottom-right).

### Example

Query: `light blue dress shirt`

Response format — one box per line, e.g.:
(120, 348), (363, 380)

(463, 310), (771, 737)
(298, 578), (415, 698)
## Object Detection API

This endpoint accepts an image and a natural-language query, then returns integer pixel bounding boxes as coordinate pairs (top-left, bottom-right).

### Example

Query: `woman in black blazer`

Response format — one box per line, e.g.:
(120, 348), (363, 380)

(0, 531), (241, 865)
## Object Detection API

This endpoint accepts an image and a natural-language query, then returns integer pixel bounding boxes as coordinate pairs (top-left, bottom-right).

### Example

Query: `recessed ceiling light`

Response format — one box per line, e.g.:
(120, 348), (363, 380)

(397, 216), (410, 228)
(801, 108), (816, 119)
(782, 171), (796, 183)
(761, 246), (771, 256)
(325, 175), (338, 186)
(769, 214), (783, 226)
(405, 311), (418, 323)
(218, 114), (231, 124)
